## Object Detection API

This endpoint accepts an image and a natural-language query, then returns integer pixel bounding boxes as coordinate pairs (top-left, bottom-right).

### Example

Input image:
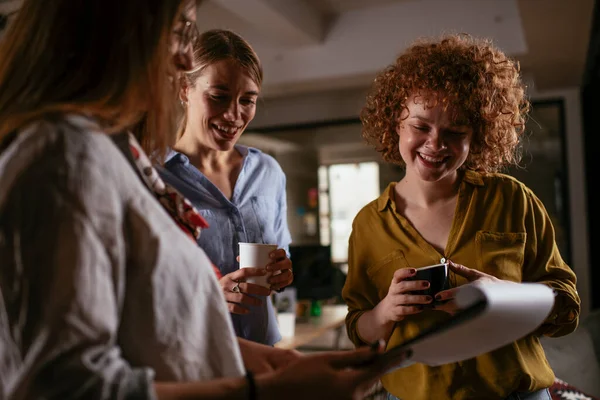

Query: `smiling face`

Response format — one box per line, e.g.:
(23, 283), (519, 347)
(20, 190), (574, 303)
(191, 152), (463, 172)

(182, 59), (259, 151)
(397, 94), (473, 184)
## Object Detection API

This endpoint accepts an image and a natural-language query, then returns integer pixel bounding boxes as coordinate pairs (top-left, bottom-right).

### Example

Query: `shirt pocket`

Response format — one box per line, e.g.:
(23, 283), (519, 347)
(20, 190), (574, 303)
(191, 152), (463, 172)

(366, 249), (410, 299)
(476, 231), (526, 282)
(250, 196), (278, 245)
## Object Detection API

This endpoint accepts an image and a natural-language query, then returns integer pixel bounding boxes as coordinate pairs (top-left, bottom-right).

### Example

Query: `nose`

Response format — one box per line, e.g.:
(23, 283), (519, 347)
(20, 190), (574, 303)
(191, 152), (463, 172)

(223, 100), (241, 122)
(426, 129), (447, 150)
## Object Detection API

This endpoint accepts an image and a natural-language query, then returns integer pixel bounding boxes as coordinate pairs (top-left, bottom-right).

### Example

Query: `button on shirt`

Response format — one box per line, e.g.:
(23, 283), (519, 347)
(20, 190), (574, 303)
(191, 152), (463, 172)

(157, 146), (292, 345)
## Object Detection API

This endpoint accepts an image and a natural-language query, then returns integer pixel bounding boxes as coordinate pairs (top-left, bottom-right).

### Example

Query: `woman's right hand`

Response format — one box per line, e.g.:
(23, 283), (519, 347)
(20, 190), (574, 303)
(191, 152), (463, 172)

(374, 267), (433, 323)
(219, 268), (272, 315)
(155, 342), (411, 400)
(257, 342), (411, 400)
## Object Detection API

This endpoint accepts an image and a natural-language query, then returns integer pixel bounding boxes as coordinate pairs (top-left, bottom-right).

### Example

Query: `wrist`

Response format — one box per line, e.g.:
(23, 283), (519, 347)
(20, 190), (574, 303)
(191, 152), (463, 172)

(373, 299), (395, 325)
(254, 372), (280, 400)
(245, 371), (257, 400)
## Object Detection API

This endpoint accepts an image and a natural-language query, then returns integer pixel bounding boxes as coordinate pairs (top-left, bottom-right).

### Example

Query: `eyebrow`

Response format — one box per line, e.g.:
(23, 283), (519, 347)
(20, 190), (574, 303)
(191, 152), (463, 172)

(210, 85), (259, 96)
(410, 115), (470, 129)
(410, 115), (434, 123)
(177, 15), (194, 25)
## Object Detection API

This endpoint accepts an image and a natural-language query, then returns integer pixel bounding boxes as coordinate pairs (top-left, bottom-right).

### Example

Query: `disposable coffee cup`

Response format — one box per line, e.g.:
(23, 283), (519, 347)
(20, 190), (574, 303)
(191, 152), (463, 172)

(238, 242), (278, 288)
(406, 263), (450, 304)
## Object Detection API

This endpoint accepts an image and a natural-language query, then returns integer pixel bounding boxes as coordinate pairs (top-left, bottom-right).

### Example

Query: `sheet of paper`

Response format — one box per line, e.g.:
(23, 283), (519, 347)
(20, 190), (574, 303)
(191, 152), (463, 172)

(391, 281), (555, 369)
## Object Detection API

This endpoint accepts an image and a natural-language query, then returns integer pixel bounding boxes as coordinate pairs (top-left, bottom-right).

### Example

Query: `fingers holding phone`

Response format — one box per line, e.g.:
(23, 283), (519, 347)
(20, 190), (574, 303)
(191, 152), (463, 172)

(376, 268), (433, 322)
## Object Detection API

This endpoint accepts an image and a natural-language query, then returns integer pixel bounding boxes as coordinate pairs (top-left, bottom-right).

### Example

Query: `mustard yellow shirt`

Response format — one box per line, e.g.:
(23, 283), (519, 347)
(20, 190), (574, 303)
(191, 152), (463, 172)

(342, 171), (580, 400)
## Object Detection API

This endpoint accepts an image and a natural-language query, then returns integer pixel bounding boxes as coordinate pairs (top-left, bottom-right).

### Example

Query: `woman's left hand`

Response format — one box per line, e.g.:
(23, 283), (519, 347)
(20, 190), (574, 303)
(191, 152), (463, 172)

(433, 260), (502, 315)
(266, 248), (293, 291)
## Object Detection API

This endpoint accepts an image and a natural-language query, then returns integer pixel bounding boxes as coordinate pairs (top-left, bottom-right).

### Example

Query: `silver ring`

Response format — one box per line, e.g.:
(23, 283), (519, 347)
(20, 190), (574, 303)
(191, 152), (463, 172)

(232, 282), (241, 293)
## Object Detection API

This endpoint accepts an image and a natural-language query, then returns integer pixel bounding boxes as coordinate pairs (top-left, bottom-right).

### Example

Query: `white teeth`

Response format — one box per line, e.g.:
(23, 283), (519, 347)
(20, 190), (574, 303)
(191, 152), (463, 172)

(420, 153), (445, 163)
(214, 125), (239, 134)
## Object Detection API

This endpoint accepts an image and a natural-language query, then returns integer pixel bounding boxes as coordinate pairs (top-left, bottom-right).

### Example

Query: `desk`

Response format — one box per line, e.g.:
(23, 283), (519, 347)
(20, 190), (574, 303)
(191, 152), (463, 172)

(275, 304), (348, 350)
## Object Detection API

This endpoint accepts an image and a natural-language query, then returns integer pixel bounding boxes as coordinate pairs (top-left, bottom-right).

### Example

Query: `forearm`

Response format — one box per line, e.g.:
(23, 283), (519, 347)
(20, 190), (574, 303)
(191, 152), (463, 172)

(154, 378), (248, 400)
(155, 374), (282, 400)
(355, 305), (395, 344)
(237, 336), (264, 363)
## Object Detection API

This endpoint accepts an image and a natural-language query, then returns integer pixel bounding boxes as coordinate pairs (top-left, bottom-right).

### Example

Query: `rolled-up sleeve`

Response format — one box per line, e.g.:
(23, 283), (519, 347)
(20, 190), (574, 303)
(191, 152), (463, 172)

(275, 172), (292, 255)
(0, 138), (156, 399)
(521, 190), (580, 337)
(342, 227), (381, 347)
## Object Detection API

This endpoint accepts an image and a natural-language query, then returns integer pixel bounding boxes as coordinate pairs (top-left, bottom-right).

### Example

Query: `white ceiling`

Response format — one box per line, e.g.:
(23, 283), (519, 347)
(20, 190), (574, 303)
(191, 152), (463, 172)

(2, 0), (593, 108)
(196, 0), (593, 100)
(303, 0), (408, 15)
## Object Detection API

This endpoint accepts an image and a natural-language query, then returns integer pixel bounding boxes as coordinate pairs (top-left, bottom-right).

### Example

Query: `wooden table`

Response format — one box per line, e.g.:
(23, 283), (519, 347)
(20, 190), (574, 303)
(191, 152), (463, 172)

(275, 304), (348, 350)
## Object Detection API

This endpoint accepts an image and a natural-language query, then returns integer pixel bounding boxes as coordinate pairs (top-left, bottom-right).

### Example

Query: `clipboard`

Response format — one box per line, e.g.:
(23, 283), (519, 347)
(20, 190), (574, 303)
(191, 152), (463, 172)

(376, 281), (555, 371)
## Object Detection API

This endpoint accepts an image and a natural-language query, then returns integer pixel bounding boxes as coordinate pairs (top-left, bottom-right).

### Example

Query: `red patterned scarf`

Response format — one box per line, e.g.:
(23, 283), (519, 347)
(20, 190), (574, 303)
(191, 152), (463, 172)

(126, 133), (222, 279)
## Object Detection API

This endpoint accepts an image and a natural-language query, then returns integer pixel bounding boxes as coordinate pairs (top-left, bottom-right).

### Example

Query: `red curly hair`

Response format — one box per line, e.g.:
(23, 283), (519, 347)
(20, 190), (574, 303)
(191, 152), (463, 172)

(361, 34), (530, 172)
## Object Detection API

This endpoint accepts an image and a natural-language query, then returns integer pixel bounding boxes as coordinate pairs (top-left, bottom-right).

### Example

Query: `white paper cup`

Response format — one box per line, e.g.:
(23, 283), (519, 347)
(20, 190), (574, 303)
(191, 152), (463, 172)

(238, 242), (278, 288)
(277, 312), (296, 338)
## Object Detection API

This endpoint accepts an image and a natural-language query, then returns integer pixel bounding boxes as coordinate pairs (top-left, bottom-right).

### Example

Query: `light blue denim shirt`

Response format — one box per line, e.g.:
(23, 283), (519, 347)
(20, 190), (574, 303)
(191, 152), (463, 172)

(157, 145), (291, 345)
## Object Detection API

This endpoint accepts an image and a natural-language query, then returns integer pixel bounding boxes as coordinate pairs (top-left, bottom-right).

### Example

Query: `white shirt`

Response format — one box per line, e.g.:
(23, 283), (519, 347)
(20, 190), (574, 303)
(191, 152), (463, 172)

(0, 115), (245, 400)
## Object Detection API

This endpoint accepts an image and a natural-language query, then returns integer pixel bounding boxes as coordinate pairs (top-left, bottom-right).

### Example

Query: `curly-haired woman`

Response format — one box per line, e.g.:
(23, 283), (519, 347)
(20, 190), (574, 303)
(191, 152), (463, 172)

(342, 34), (580, 400)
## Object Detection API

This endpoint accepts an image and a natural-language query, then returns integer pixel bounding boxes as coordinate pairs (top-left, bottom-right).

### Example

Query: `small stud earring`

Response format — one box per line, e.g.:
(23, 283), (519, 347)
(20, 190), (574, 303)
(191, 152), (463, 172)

(180, 100), (188, 107)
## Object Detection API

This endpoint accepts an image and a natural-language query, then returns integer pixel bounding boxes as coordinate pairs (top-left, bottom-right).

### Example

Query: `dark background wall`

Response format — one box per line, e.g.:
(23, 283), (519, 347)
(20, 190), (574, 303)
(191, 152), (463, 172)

(582, 0), (600, 310)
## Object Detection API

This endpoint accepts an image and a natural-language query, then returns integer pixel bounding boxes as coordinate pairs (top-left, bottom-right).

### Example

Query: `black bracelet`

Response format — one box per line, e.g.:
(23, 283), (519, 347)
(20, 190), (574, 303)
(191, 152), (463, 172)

(245, 370), (257, 400)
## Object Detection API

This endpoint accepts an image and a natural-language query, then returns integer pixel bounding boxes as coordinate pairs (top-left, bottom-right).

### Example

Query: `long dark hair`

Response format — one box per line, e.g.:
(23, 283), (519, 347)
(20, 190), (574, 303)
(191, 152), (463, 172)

(0, 0), (190, 156)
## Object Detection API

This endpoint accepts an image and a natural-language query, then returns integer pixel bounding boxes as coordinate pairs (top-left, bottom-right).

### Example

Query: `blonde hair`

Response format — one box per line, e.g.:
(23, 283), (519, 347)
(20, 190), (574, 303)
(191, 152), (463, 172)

(177, 29), (262, 138)
(0, 0), (190, 157)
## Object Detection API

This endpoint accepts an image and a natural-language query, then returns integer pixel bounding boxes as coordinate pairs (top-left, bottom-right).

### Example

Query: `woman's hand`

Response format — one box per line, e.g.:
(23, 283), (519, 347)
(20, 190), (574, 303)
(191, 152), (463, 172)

(257, 341), (411, 400)
(433, 260), (502, 315)
(219, 268), (272, 315)
(155, 342), (411, 400)
(238, 337), (303, 374)
(373, 267), (433, 323)
(266, 248), (293, 291)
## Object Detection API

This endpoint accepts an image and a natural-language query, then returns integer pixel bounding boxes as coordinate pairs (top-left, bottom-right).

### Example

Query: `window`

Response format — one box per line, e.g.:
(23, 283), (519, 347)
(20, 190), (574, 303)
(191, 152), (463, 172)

(508, 99), (571, 264)
(318, 162), (380, 263)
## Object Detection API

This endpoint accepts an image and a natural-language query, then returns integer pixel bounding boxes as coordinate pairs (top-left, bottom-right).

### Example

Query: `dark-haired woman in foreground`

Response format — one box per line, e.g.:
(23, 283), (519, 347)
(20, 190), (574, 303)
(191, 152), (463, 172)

(0, 1), (407, 398)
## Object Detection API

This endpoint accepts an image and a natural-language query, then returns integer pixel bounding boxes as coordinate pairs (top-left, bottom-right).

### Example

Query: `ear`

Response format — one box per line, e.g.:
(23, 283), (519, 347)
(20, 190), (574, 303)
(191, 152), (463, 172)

(179, 77), (190, 104)
(395, 118), (404, 136)
(396, 107), (409, 135)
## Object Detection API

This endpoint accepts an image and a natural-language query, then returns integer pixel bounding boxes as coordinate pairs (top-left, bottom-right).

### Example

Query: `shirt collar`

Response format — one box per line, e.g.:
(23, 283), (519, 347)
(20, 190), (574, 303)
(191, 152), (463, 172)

(376, 170), (484, 212)
(164, 144), (251, 166)
(377, 182), (397, 212)
(463, 170), (484, 186)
